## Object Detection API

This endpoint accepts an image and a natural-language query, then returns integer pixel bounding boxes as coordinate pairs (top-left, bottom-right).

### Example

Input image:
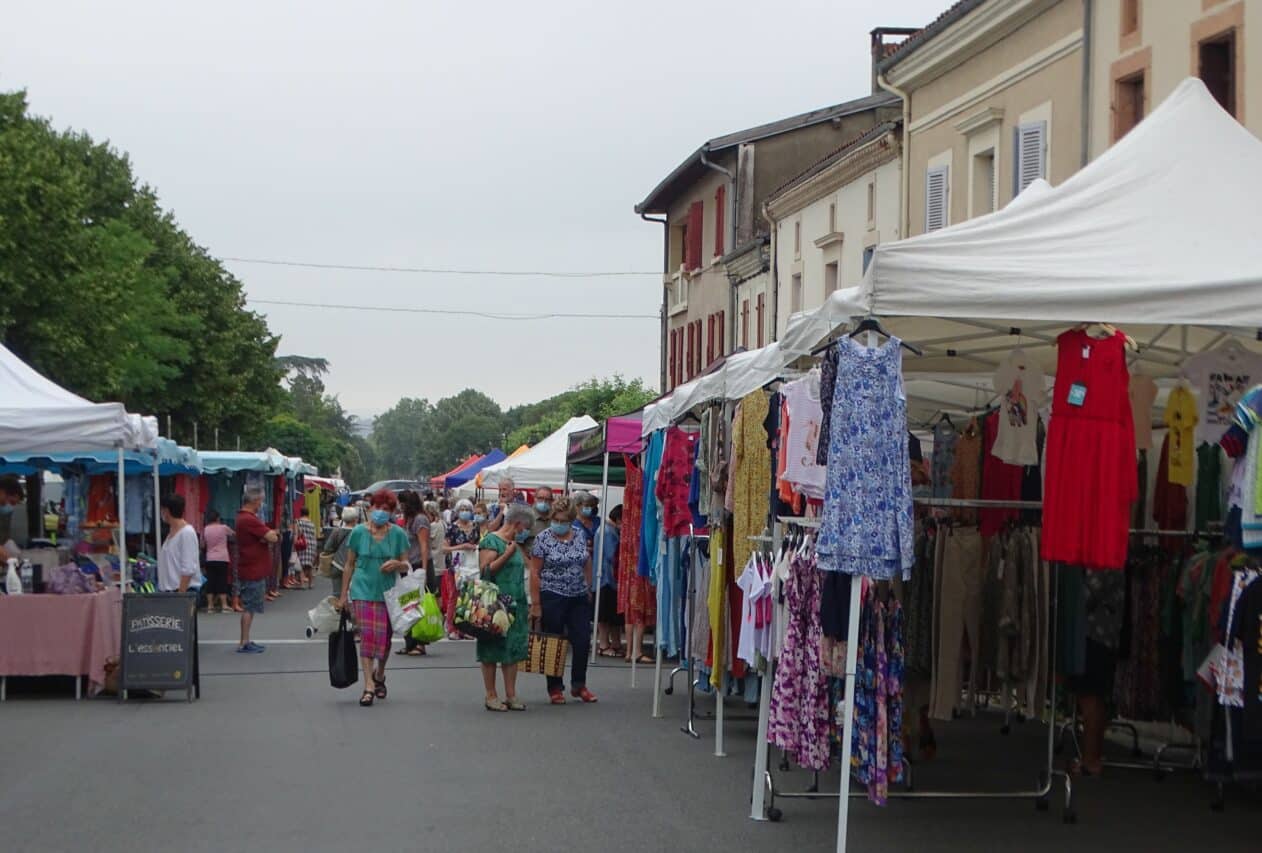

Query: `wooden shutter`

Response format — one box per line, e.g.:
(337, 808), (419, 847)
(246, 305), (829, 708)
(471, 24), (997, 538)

(1014, 122), (1047, 196)
(686, 201), (704, 270)
(741, 300), (750, 347)
(716, 310), (725, 356)
(756, 294), (765, 347)
(706, 314), (715, 365)
(694, 320), (703, 374)
(925, 166), (949, 232)
(714, 185), (726, 258)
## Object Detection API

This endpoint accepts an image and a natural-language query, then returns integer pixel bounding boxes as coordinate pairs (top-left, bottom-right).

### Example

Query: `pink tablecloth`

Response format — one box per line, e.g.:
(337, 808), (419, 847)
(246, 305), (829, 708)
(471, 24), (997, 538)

(0, 588), (121, 694)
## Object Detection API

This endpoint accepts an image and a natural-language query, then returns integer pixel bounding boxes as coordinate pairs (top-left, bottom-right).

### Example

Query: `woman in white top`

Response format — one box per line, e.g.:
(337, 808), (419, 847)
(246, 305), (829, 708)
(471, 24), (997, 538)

(158, 494), (202, 595)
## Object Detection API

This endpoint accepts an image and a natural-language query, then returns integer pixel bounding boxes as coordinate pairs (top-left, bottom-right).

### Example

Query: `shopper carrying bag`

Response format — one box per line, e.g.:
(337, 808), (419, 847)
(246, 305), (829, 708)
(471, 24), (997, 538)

(329, 610), (359, 689)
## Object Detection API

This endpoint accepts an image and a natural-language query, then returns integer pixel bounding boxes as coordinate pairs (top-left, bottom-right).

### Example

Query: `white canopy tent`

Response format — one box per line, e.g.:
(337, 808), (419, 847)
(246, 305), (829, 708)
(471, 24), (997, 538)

(478, 415), (598, 490)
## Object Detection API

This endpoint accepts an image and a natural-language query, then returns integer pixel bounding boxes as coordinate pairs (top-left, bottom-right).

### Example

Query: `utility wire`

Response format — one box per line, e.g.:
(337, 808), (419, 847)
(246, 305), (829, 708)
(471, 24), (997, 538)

(249, 298), (659, 321)
(224, 256), (659, 277)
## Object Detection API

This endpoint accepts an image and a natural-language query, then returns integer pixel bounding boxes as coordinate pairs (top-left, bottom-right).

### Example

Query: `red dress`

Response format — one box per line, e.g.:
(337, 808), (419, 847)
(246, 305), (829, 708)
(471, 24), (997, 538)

(1041, 329), (1137, 569)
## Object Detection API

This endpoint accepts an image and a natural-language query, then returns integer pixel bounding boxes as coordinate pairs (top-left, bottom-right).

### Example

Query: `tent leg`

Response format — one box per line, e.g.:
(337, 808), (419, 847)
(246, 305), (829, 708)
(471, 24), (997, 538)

(715, 667), (726, 757)
(117, 446), (128, 590)
(590, 449), (610, 665)
(153, 455), (161, 558)
(835, 579), (864, 853)
(652, 644), (664, 719)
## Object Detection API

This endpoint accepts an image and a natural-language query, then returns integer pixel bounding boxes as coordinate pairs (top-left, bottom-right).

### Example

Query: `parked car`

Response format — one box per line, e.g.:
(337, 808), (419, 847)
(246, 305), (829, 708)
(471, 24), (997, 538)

(347, 479), (427, 502)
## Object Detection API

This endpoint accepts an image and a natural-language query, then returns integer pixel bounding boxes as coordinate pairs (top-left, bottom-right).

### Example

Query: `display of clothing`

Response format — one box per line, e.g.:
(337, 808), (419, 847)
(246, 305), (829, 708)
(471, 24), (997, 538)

(655, 426), (697, 538)
(780, 373), (826, 499)
(931, 421), (958, 499)
(980, 410), (1024, 537)
(930, 527), (984, 721)
(816, 342), (839, 466)
(1152, 433), (1188, 534)
(849, 587), (905, 806)
(1197, 442), (1224, 532)
(1042, 329), (1137, 570)
(1165, 385), (1198, 487)
(638, 429), (666, 581)
(1182, 340), (1262, 445)
(992, 347), (1046, 466)
(949, 419), (982, 525)
(730, 391), (771, 584)
(617, 454), (656, 628)
(735, 553), (772, 665)
(816, 337), (914, 580)
(767, 553), (831, 771)
(1129, 373), (1158, 450)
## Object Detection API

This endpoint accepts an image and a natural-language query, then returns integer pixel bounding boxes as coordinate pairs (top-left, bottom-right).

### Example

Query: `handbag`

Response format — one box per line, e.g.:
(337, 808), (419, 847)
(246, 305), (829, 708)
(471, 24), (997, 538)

(295, 534), (308, 551)
(523, 629), (569, 677)
(328, 610), (359, 689)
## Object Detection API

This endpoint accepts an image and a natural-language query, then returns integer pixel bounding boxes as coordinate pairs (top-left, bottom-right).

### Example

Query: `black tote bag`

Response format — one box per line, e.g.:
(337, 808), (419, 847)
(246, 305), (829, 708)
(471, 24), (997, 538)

(328, 610), (359, 689)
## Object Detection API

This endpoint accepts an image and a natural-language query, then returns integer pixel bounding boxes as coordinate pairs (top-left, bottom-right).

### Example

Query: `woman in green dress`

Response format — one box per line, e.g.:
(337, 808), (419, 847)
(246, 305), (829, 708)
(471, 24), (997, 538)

(477, 503), (533, 711)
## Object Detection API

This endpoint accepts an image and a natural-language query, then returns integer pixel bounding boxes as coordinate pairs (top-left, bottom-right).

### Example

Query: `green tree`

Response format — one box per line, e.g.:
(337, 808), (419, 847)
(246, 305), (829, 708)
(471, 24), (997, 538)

(503, 375), (654, 448)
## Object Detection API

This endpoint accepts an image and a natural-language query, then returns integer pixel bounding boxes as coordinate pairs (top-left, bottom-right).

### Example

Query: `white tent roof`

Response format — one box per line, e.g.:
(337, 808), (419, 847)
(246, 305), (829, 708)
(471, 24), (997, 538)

(645, 79), (1262, 434)
(479, 415), (598, 489)
(0, 343), (156, 453)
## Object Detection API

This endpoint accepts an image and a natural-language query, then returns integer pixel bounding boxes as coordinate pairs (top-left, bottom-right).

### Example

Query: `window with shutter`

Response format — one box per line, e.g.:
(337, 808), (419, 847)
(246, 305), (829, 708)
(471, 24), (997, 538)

(1013, 122), (1047, 196)
(687, 201), (704, 270)
(706, 315), (714, 365)
(696, 320), (704, 373)
(925, 166), (949, 232)
(756, 294), (765, 347)
(714, 185), (726, 258)
(717, 310), (725, 356)
(741, 300), (750, 347)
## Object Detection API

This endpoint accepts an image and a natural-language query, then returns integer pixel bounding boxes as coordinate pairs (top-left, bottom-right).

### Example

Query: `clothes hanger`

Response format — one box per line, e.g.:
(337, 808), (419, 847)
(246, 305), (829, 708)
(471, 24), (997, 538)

(847, 316), (924, 356)
(1077, 322), (1138, 351)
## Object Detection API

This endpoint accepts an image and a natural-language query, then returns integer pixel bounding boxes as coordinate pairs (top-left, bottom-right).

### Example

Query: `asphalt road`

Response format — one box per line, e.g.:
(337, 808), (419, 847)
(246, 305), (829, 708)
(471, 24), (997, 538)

(0, 587), (1256, 852)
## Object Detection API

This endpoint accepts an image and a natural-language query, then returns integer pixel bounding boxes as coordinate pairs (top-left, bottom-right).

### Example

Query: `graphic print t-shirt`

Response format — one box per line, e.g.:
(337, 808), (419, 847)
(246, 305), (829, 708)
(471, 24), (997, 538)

(991, 348), (1046, 466)
(1183, 343), (1262, 444)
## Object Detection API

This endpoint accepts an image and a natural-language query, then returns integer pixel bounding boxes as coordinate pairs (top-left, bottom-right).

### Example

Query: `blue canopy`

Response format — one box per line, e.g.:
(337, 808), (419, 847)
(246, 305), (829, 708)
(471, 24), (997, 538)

(199, 450), (288, 475)
(446, 448), (507, 488)
(0, 437), (202, 476)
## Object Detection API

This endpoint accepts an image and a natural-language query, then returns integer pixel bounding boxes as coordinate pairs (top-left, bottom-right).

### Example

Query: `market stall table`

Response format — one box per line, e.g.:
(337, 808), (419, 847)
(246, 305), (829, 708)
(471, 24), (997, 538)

(0, 588), (122, 699)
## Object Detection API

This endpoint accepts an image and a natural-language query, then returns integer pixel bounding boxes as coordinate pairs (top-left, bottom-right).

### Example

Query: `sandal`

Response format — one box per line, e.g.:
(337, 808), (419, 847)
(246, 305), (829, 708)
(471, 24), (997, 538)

(597, 647), (620, 658)
(404, 648), (424, 656)
(548, 690), (566, 705)
(505, 699), (527, 711)
(484, 698), (508, 712)
(570, 686), (598, 704)
(359, 690), (374, 707)
(634, 654), (654, 665)
(373, 671), (387, 700)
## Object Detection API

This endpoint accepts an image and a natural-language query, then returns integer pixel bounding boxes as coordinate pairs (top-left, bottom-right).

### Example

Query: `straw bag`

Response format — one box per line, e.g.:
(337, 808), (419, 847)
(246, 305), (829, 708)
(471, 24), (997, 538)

(522, 630), (569, 677)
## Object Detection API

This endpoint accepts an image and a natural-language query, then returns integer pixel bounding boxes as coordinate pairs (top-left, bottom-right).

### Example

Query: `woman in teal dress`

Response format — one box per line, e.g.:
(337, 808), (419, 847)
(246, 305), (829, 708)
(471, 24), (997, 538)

(477, 504), (533, 711)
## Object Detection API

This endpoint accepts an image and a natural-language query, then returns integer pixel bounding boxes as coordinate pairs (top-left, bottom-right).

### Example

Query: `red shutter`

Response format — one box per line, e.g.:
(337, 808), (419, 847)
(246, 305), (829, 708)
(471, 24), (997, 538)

(717, 310), (725, 356)
(741, 300), (749, 347)
(706, 315), (715, 365)
(687, 201), (703, 270)
(756, 295), (765, 347)
(685, 323), (694, 379)
(668, 328), (677, 388)
(714, 185), (726, 258)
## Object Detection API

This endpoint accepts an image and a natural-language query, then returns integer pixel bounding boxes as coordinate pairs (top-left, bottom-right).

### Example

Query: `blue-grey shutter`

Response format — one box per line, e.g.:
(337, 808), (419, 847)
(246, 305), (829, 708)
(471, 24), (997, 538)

(1014, 121), (1047, 195)
(925, 166), (949, 232)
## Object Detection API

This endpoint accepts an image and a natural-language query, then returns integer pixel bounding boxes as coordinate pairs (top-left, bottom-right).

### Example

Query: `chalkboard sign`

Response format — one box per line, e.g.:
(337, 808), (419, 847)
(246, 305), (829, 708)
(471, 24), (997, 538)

(119, 592), (200, 701)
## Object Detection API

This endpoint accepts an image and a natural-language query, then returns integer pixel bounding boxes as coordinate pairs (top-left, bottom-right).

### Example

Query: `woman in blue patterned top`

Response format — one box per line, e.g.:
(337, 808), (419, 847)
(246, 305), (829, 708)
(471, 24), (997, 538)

(528, 496), (596, 705)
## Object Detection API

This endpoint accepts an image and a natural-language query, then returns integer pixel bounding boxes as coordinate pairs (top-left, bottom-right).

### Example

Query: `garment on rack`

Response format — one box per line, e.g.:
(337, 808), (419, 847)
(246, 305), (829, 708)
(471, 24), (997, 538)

(992, 347), (1045, 466)
(767, 553), (831, 771)
(930, 526), (983, 721)
(691, 539), (713, 663)
(656, 426), (696, 538)
(86, 475), (117, 524)
(124, 474), (154, 536)
(901, 528), (936, 678)
(931, 421), (958, 500)
(1114, 548), (1170, 721)
(708, 528), (727, 689)
(1197, 443), (1224, 532)
(816, 342), (839, 467)
(638, 429), (666, 581)
(850, 588), (905, 806)
(1182, 341), (1262, 445)
(818, 570), (853, 641)
(173, 475), (205, 533)
(1228, 572), (1262, 739)
(1042, 328), (1137, 570)
(1153, 433), (1189, 535)
(617, 454), (656, 627)
(730, 391), (771, 582)
(735, 553), (772, 664)
(1130, 372), (1158, 450)
(816, 336), (913, 580)
(949, 419), (982, 525)
(1165, 385), (1198, 487)
(696, 408), (712, 519)
(980, 410), (1023, 537)
(781, 374), (825, 500)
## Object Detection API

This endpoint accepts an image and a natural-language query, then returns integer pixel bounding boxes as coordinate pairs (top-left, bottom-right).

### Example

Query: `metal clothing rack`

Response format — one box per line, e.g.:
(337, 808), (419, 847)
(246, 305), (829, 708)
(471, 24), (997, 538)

(750, 499), (1077, 830)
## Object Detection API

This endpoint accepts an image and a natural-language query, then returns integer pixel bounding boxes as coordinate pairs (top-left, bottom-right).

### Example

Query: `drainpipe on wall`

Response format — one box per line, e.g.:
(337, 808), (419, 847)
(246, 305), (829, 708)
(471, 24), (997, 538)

(641, 212), (669, 392)
(699, 148), (737, 353)
(762, 203), (778, 342)
(1081, 0), (1094, 167)
(875, 71), (911, 238)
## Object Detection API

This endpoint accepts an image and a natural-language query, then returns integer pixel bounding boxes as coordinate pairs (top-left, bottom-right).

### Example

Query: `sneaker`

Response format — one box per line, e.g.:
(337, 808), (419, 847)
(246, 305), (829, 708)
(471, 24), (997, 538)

(236, 645), (252, 654)
(244, 642), (266, 653)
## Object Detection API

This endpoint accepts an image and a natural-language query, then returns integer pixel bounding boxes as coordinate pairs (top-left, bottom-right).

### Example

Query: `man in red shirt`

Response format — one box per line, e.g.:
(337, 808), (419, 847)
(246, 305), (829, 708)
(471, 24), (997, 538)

(235, 486), (279, 653)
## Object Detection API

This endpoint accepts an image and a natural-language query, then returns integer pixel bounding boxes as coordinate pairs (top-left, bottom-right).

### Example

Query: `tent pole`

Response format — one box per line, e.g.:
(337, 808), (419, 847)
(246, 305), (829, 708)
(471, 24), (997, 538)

(835, 577), (864, 853)
(117, 446), (128, 590)
(590, 447), (610, 665)
(153, 454), (161, 557)
(749, 520), (782, 819)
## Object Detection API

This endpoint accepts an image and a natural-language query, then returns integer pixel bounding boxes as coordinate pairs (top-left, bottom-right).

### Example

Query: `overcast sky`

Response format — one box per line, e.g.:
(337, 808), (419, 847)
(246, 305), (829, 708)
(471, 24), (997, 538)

(2, 0), (945, 423)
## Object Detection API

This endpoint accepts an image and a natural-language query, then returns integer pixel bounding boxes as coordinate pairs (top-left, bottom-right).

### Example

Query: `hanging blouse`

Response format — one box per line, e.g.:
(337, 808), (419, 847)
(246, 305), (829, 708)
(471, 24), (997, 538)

(781, 373), (826, 499)
(730, 391), (771, 580)
(655, 426), (697, 538)
(816, 342), (840, 466)
(816, 336), (914, 580)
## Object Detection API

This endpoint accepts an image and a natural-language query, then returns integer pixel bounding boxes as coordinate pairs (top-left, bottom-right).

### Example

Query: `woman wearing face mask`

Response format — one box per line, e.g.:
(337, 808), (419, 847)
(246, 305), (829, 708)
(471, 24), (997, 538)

(472, 501), (489, 527)
(572, 491), (601, 549)
(443, 498), (481, 639)
(476, 504), (533, 711)
(337, 489), (410, 707)
(528, 497), (596, 704)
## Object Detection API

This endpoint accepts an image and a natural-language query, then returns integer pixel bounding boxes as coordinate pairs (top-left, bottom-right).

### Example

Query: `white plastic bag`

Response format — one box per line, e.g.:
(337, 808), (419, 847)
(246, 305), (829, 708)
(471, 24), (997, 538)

(6, 558), (22, 595)
(383, 570), (425, 634)
(453, 551), (480, 586)
(306, 596), (341, 638)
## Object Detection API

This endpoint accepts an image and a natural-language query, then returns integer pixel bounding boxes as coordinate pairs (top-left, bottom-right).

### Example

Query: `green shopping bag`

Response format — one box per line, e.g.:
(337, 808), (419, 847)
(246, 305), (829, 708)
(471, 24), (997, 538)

(409, 591), (445, 644)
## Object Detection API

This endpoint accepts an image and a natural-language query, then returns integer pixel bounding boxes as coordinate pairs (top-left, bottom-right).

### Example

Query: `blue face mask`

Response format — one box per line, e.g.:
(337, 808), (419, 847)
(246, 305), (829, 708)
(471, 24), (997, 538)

(580, 506), (595, 518)
(370, 509), (390, 526)
(514, 530), (530, 544)
(472, 513), (486, 523)
(535, 501), (551, 514)
(458, 510), (473, 521)
(550, 521), (571, 536)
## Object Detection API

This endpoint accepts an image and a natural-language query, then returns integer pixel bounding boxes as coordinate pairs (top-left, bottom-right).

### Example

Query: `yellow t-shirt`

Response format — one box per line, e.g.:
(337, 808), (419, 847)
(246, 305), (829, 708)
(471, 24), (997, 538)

(1165, 386), (1198, 487)
(708, 528), (725, 690)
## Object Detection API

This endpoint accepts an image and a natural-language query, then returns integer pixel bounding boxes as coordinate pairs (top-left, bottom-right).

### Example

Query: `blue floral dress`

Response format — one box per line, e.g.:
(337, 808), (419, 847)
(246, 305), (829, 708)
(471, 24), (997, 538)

(816, 336), (915, 579)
